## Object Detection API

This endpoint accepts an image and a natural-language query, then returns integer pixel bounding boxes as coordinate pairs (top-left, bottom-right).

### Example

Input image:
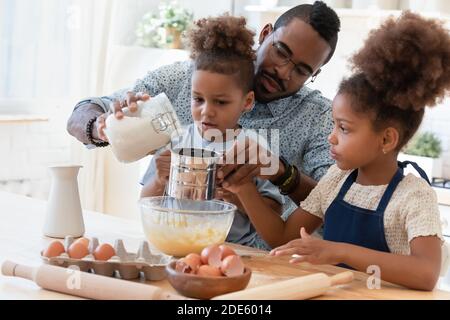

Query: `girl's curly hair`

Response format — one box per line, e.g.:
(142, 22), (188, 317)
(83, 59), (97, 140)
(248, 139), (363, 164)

(186, 14), (256, 92)
(339, 12), (450, 149)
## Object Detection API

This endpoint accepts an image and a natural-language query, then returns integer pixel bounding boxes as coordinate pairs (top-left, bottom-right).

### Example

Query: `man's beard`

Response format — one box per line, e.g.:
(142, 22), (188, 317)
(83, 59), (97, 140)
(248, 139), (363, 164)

(254, 71), (294, 103)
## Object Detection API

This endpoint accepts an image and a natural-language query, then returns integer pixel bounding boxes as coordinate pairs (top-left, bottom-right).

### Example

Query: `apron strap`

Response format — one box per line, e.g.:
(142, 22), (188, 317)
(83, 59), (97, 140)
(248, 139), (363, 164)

(337, 161), (430, 212)
(376, 168), (404, 213)
(398, 161), (431, 185)
(336, 170), (358, 201)
(376, 161), (431, 212)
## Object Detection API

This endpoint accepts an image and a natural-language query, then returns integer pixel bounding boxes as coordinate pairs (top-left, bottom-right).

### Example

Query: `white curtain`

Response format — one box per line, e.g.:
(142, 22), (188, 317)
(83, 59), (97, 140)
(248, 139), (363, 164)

(67, 0), (115, 213)
(0, 0), (113, 100)
(0, 0), (117, 212)
(72, 0), (160, 214)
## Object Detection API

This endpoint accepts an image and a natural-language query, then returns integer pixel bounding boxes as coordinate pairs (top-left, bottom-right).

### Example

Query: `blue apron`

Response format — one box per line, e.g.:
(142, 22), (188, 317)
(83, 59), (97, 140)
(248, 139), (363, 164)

(323, 161), (430, 268)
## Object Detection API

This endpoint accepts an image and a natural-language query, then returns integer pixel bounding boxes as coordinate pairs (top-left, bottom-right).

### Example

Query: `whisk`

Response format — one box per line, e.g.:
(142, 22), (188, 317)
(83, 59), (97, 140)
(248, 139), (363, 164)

(158, 184), (188, 228)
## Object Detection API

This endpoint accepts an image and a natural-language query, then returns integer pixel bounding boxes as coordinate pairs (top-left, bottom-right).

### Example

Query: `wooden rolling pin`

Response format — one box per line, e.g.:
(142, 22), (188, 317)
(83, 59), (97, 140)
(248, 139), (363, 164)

(2, 260), (191, 300)
(213, 271), (354, 300)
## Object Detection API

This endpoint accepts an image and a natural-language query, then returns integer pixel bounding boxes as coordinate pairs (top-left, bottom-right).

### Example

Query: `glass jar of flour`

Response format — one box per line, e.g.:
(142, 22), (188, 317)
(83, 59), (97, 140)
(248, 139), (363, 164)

(104, 93), (182, 163)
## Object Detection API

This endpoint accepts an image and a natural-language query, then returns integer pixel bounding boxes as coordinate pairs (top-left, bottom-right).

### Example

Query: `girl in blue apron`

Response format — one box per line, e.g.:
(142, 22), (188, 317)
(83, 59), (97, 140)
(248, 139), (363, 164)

(322, 161), (430, 268)
(224, 12), (450, 291)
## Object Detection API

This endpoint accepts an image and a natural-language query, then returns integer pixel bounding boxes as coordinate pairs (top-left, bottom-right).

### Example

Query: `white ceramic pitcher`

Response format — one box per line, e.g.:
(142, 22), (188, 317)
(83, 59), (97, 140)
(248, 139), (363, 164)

(43, 165), (85, 238)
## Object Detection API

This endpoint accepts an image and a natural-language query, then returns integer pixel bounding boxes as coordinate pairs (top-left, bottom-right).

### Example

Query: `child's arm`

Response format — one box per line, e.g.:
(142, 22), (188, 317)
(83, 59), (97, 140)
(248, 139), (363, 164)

(216, 187), (282, 216)
(140, 150), (171, 198)
(231, 182), (322, 248)
(272, 228), (442, 291)
(140, 178), (166, 198)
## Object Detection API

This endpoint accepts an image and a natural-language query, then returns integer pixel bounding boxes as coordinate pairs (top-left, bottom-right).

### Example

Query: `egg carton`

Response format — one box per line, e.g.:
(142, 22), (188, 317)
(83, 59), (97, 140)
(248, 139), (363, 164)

(41, 236), (174, 281)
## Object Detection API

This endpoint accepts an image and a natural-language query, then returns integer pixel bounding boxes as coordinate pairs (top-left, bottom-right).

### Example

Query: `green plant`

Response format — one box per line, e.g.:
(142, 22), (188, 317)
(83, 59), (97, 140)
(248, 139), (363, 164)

(136, 1), (193, 49)
(404, 132), (442, 158)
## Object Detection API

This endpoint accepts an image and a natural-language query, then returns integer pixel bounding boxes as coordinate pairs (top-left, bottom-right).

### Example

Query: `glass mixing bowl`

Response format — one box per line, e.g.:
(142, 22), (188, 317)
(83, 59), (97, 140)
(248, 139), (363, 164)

(139, 196), (236, 257)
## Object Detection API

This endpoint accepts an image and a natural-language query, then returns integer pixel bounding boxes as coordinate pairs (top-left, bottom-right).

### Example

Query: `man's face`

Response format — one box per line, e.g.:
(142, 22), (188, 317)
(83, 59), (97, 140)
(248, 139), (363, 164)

(254, 19), (332, 103)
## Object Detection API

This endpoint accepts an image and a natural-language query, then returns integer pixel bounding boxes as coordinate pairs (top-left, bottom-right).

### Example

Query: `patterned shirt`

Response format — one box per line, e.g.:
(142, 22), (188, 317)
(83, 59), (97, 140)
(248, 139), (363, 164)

(76, 60), (335, 181)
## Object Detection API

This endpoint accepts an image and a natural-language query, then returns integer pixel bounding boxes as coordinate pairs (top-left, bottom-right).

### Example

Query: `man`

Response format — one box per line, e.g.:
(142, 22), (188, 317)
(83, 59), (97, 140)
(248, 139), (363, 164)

(67, 1), (340, 208)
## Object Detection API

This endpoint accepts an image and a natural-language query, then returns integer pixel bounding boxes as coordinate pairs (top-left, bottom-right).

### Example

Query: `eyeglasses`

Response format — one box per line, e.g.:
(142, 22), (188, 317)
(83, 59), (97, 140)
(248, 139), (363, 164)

(269, 31), (318, 86)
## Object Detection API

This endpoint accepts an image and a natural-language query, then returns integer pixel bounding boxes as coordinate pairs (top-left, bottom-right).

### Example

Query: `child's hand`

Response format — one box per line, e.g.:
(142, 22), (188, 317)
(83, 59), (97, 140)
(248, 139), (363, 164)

(221, 180), (255, 195)
(215, 187), (232, 201)
(217, 166), (255, 195)
(269, 228), (343, 266)
(154, 149), (171, 186)
(215, 187), (246, 214)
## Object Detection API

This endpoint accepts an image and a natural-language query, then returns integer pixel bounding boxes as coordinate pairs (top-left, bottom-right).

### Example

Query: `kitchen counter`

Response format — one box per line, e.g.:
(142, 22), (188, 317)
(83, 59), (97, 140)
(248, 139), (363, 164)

(1, 191), (449, 300)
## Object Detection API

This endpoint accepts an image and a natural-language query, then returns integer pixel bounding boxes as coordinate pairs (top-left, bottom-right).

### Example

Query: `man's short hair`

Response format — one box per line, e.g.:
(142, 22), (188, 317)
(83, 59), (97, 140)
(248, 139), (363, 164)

(274, 1), (341, 65)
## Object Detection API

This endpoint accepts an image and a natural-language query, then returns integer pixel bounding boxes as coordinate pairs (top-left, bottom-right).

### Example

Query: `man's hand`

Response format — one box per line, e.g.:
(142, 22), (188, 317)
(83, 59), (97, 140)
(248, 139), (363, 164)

(218, 137), (284, 189)
(269, 228), (343, 266)
(111, 91), (150, 119)
(93, 92), (151, 142)
(94, 113), (109, 142)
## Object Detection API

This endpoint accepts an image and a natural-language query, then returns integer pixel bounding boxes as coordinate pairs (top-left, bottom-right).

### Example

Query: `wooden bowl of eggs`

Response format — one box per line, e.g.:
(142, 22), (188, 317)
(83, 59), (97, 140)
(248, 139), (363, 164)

(166, 244), (252, 299)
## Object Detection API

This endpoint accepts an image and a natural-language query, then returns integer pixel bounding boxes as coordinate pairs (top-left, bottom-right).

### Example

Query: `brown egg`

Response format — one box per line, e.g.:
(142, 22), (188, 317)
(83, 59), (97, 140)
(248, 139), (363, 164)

(43, 241), (65, 258)
(68, 241), (89, 259)
(219, 245), (236, 259)
(183, 253), (202, 273)
(93, 243), (116, 261)
(73, 237), (90, 248)
(197, 265), (223, 277)
(221, 255), (244, 277)
(200, 245), (222, 268)
(175, 258), (191, 274)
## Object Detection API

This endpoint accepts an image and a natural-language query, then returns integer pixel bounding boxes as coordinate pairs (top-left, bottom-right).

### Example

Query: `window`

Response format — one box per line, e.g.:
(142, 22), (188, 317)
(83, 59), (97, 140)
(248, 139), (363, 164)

(0, 0), (112, 113)
(0, 1), (76, 101)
